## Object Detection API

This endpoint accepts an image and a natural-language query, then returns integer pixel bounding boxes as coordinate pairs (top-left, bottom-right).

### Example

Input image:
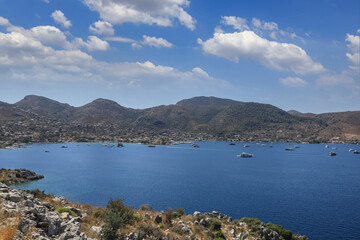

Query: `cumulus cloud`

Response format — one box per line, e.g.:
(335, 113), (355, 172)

(345, 33), (360, 68)
(141, 35), (173, 48)
(316, 31), (359, 88)
(106, 35), (173, 49)
(221, 16), (249, 31)
(198, 31), (325, 75)
(252, 17), (278, 31)
(0, 23), (226, 90)
(82, 0), (196, 30)
(89, 20), (114, 36)
(0, 17), (10, 26)
(279, 76), (308, 87)
(51, 10), (72, 28)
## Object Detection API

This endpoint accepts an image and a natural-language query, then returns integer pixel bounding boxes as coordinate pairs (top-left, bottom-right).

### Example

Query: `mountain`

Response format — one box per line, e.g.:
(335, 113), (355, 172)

(0, 101), (30, 120)
(72, 99), (139, 125)
(15, 95), (74, 119)
(1, 95), (359, 142)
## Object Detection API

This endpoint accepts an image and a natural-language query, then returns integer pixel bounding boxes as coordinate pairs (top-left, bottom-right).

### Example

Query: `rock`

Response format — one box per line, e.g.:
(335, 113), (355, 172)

(9, 193), (22, 203)
(193, 211), (201, 216)
(154, 214), (163, 223)
(60, 212), (69, 219)
(90, 226), (102, 235)
(228, 217), (233, 222)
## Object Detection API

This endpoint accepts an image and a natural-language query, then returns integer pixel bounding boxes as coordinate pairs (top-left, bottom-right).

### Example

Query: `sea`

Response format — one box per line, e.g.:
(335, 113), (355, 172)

(1, 142), (359, 240)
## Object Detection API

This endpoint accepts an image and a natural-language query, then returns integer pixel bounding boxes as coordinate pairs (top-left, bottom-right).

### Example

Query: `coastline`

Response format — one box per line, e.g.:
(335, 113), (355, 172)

(0, 169), (309, 240)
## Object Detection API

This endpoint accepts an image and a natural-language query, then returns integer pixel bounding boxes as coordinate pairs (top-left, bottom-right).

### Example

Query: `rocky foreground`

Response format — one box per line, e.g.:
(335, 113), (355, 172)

(0, 170), (309, 240)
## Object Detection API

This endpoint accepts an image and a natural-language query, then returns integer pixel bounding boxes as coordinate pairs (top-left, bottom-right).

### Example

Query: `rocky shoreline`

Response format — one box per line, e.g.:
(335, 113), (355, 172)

(0, 169), (44, 186)
(0, 170), (309, 240)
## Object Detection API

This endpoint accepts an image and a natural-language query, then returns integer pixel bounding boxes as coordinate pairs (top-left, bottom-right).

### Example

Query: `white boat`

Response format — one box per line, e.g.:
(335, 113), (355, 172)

(285, 147), (294, 151)
(294, 145), (300, 148)
(325, 145), (329, 148)
(349, 149), (355, 152)
(243, 144), (249, 147)
(237, 152), (253, 158)
(61, 145), (68, 148)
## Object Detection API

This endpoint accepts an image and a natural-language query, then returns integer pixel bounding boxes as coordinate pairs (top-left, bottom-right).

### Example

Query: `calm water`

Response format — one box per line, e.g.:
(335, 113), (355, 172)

(1, 142), (359, 239)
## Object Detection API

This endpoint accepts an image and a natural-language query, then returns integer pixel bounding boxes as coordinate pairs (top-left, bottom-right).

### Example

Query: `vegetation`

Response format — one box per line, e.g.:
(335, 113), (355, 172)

(175, 207), (185, 217)
(214, 231), (226, 239)
(101, 198), (134, 240)
(57, 207), (77, 217)
(240, 217), (262, 232)
(266, 222), (293, 240)
(25, 188), (51, 200)
(210, 220), (222, 231)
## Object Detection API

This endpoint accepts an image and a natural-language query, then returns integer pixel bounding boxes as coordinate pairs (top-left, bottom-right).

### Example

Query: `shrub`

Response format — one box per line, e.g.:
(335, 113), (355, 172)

(101, 198), (134, 240)
(240, 217), (261, 232)
(164, 208), (174, 225)
(57, 208), (77, 217)
(133, 213), (141, 222)
(92, 209), (105, 219)
(266, 222), (292, 240)
(139, 204), (152, 211)
(136, 223), (163, 240)
(15, 173), (21, 178)
(159, 222), (165, 228)
(214, 231), (226, 239)
(210, 220), (222, 231)
(175, 207), (185, 217)
(25, 189), (51, 200)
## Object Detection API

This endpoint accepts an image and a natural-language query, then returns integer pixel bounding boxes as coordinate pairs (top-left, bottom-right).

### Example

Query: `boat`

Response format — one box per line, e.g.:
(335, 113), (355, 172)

(237, 152), (253, 158)
(332, 147), (337, 150)
(269, 145), (273, 148)
(353, 150), (359, 154)
(192, 143), (200, 148)
(349, 149), (355, 152)
(117, 142), (124, 148)
(294, 145), (300, 148)
(148, 145), (155, 148)
(44, 150), (49, 153)
(329, 151), (336, 156)
(229, 143), (236, 146)
(325, 145), (329, 148)
(243, 144), (249, 148)
(285, 147), (294, 151)
(61, 145), (68, 148)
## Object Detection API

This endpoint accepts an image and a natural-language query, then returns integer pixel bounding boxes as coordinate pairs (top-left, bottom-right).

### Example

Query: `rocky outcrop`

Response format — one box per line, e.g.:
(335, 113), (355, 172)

(0, 168), (44, 186)
(0, 183), (92, 240)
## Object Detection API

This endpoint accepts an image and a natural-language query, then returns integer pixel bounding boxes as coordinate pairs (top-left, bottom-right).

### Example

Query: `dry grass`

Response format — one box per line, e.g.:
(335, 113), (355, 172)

(0, 213), (21, 240)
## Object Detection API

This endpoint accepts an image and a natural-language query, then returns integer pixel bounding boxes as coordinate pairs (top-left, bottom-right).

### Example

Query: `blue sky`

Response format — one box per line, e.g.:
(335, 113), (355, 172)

(0, 0), (359, 113)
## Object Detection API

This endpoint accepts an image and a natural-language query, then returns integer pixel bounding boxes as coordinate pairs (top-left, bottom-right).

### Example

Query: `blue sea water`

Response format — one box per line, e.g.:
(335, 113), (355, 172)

(1, 142), (360, 239)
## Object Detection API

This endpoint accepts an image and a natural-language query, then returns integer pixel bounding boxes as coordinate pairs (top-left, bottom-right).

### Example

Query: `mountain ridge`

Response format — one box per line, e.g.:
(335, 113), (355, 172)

(1, 95), (359, 143)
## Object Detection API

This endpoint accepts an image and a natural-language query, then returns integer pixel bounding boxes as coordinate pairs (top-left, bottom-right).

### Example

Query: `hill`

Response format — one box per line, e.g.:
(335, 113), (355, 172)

(0, 95), (359, 144)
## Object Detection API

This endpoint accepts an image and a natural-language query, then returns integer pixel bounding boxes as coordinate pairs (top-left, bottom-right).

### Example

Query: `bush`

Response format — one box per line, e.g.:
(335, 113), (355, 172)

(92, 209), (105, 219)
(25, 189), (51, 200)
(164, 208), (174, 225)
(15, 173), (21, 178)
(214, 231), (226, 239)
(101, 198), (134, 240)
(175, 207), (185, 217)
(139, 204), (152, 211)
(210, 221), (222, 231)
(159, 223), (165, 228)
(136, 223), (163, 240)
(240, 217), (261, 232)
(57, 208), (77, 217)
(266, 222), (292, 240)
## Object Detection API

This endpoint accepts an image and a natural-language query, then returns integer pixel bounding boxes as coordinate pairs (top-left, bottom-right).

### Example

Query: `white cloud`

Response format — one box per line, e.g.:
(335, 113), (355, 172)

(106, 36), (136, 43)
(83, 36), (109, 51)
(0, 26), (227, 90)
(316, 31), (359, 88)
(345, 33), (360, 68)
(279, 76), (308, 87)
(89, 20), (114, 36)
(82, 0), (196, 30)
(51, 10), (72, 28)
(0, 17), (10, 26)
(141, 35), (173, 48)
(252, 17), (278, 31)
(198, 31), (325, 75)
(221, 16), (249, 31)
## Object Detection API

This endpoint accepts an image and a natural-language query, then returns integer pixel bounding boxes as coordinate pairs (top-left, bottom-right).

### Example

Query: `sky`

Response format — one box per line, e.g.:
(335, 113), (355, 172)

(0, 0), (359, 113)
